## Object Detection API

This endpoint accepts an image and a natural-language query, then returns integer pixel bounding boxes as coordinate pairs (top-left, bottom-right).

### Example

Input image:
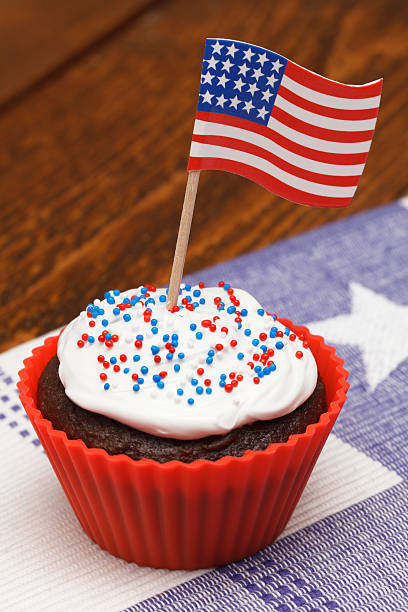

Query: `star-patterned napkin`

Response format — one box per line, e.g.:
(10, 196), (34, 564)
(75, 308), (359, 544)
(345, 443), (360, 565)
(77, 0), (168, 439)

(1, 199), (407, 611)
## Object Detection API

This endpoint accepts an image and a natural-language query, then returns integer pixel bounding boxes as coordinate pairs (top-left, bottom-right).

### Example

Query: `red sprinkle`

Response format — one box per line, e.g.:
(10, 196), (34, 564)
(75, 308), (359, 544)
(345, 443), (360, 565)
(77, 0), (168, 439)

(289, 334), (296, 341)
(224, 384), (233, 393)
(87, 311), (92, 318)
(276, 331), (284, 338)
(227, 288), (234, 295)
(259, 332), (267, 341)
(98, 335), (105, 343)
(201, 319), (211, 328)
(218, 281), (225, 287)
(118, 304), (126, 311)
(113, 365), (120, 372)
(209, 324), (216, 332)
(81, 333), (88, 341)
(112, 334), (119, 343)
(198, 282), (205, 288)
(253, 377), (260, 384)
(186, 303), (194, 311)
(77, 340), (84, 348)
(221, 327), (228, 334)
(105, 340), (113, 348)
(229, 372), (236, 379)
(89, 320), (95, 327)
(103, 361), (110, 369)
(215, 343), (223, 351)
(253, 354), (260, 361)
(237, 374), (243, 382)
(100, 373), (107, 381)
(197, 368), (204, 376)
(154, 355), (161, 363)
(231, 379), (238, 387)
(303, 341), (309, 349)
(132, 373), (139, 381)
(230, 339), (237, 347)
(97, 354), (104, 362)
(214, 297), (222, 304)
(135, 340), (143, 349)
(296, 351), (303, 359)
(160, 371), (167, 378)
(120, 354), (127, 362)
(247, 361), (254, 369)
(204, 379), (211, 386)
(102, 330), (108, 336)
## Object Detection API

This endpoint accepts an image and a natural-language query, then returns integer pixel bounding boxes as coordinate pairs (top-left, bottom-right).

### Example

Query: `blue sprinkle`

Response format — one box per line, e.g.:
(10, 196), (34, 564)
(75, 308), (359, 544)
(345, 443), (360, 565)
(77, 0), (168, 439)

(185, 284), (191, 291)
(172, 333), (179, 340)
(252, 339), (259, 346)
(206, 357), (213, 365)
(285, 328), (290, 336)
(151, 318), (158, 326)
(86, 304), (94, 311)
(151, 327), (158, 334)
(237, 322), (242, 329)
(196, 386), (203, 395)
(199, 298), (205, 304)
(105, 333), (112, 340)
(196, 332), (203, 340)
(92, 311), (98, 319)
(166, 353), (174, 360)
(113, 289), (120, 296)
(191, 378), (198, 386)
(177, 388), (184, 396)
(190, 323), (197, 331)
(174, 363), (181, 372)
(193, 289), (201, 297)
(110, 357), (117, 364)
(104, 292), (111, 298)
(178, 352), (185, 359)
(220, 374), (227, 380)
(244, 329), (252, 336)
(107, 296), (115, 305)
(193, 302), (199, 308)
(172, 340), (178, 348)
(237, 352), (244, 360)
(219, 380), (226, 388)
(259, 371), (264, 378)
(138, 378), (144, 385)
(123, 298), (130, 304)
(141, 287), (148, 294)
(151, 345), (160, 355)
(131, 297), (139, 306)
(206, 387), (212, 395)
(260, 345), (268, 352)
(102, 319), (109, 327)
(276, 341), (284, 350)
(270, 327), (278, 338)
(270, 363), (277, 371)
(224, 283), (231, 290)
(124, 367), (129, 374)
(227, 306), (236, 314)
(136, 334), (144, 341)
(208, 349), (215, 357)
(133, 384), (140, 392)
(272, 314), (277, 320)
(263, 367), (271, 375)
(98, 308), (105, 315)
(254, 365), (262, 374)
(113, 307), (120, 315)
(133, 355), (140, 362)
(141, 366), (148, 375)
(123, 313), (131, 322)
(218, 304), (225, 311)
(88, 336), (95, 343)
(104, 383), (110, 390)
(153, 374), (161, 382)
(145, 298), (155, 306)
(241, 309), (248, 317)
(159, 294), (166, 302)
(188, 398), (194, 405)
(145, 308), (152, 313)
(157, 380), (164, 389)
(257, 308), (265, 316)
(163, 334), (170, 342)
(185, 295), (192, 303)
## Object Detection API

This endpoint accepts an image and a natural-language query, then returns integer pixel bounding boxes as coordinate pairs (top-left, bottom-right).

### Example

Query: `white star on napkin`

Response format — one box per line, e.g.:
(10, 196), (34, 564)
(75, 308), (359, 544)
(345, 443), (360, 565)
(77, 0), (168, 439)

(308, 282), (408, 392)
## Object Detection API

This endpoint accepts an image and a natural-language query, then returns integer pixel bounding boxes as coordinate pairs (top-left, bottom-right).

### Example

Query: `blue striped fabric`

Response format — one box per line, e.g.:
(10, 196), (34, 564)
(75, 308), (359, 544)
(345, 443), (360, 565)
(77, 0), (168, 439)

(126, 200), (408, 611)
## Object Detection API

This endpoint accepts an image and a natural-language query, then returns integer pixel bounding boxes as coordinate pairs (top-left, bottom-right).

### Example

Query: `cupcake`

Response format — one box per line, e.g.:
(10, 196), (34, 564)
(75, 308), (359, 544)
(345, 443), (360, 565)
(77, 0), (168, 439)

(18, 282), (349, 569)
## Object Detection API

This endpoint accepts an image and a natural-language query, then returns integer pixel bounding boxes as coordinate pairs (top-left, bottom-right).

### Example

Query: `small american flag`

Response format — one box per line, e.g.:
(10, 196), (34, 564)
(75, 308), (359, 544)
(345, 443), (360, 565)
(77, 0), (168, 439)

(188, 38), (382, 208)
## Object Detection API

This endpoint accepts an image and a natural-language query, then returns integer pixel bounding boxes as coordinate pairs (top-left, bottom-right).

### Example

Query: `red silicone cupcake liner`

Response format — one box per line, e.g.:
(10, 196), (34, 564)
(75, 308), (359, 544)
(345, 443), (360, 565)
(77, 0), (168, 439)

(18, 320), (349, 570)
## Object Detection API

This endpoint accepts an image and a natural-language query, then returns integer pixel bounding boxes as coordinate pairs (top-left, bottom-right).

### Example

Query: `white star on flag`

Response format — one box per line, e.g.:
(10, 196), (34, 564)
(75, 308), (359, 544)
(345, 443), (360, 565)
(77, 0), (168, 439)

(217, 74), (229, 88)
(262, 88), (273, 102)
(205, 56), (218, 70)
(211, 40), (223, 54)
(271, 58), (284, 72)
(308, 283), (408, 392)
(226, 43), (238, 57)
(201, 72), (213, 84)
(216, 94), (227, 108)
(221, 58), (234, 72)
(233, 77), (245, 91)
(200, 90), (214, 104)
(243, 48), (255, 62)
(229, 95), (241, 109)
(266, 74), (278, 87)
(243, 99), (255, 113)
(256, 52), (268, 66)
(247, 82), (259, 95)
(257, 106), (268, 120)
(252, 67), (264, 81)
(238, 63), (250, 76)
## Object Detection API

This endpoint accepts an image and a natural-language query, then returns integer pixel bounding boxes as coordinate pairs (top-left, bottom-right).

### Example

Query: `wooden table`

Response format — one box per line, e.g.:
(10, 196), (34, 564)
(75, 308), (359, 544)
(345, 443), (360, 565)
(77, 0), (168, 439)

(0, 0), (407, 351)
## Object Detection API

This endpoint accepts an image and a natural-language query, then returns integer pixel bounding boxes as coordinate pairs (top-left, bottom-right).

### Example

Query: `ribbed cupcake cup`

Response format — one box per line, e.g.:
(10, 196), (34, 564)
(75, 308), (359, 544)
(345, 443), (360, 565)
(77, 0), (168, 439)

(18, 320), (349, 570)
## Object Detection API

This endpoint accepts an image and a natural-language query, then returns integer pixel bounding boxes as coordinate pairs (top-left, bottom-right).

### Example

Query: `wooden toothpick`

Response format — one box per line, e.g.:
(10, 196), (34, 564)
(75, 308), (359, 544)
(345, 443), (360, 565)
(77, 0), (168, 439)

(166, 170), (200, 309)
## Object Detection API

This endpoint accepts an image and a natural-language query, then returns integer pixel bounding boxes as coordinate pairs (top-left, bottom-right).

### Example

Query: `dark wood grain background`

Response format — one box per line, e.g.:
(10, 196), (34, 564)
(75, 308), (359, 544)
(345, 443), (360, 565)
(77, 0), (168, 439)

(1, 0), (407, 351)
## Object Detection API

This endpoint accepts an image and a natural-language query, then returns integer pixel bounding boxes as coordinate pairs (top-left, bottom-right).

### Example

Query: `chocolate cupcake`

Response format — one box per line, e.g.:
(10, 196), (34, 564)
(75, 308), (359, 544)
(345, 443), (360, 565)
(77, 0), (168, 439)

(18, 282), (349, 569)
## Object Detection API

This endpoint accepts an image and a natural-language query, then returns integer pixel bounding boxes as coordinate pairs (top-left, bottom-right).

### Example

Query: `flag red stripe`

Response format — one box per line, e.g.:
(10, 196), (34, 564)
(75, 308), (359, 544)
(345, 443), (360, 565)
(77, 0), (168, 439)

(187, 157), (351, 208)
(196, 112), (368, 165)
(271, 107), (375, 142)
(285, 61), (383, 99)
(191, 134), (360, 187)
(278, 86), (379, 120)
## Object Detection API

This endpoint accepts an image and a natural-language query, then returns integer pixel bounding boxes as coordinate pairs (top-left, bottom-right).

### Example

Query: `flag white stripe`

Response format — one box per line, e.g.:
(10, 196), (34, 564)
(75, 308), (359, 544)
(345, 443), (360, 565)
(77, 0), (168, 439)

(282, 75), (381, 111)
(193, 120), (365, 176)
(275, 95), (377, 131)
(267, 117), (372, 154)
(189, 141), (357, 198)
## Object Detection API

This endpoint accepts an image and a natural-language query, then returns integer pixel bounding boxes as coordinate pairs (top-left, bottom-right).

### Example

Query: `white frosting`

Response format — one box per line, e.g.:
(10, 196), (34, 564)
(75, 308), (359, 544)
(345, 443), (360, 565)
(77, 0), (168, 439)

(57, 285), (317, 439)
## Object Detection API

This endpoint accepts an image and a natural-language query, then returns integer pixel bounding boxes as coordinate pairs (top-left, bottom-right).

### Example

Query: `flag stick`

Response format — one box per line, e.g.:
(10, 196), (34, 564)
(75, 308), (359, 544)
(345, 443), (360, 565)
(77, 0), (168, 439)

(166, 170), (201, 309)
